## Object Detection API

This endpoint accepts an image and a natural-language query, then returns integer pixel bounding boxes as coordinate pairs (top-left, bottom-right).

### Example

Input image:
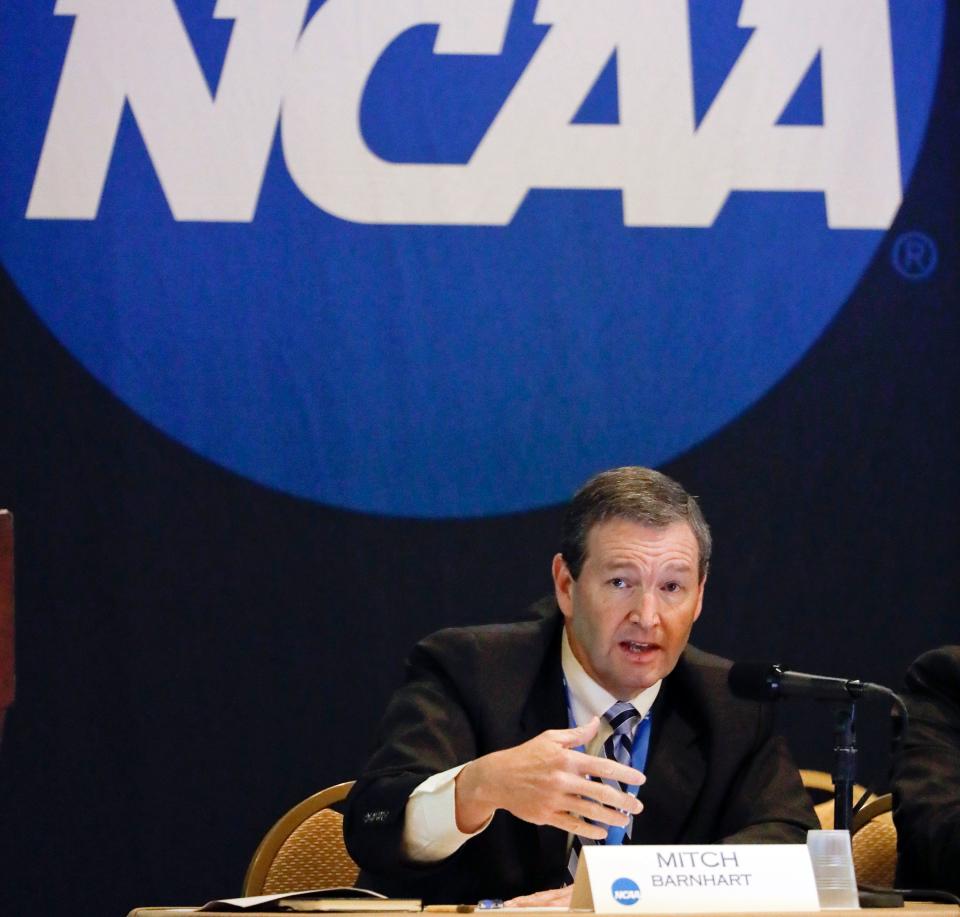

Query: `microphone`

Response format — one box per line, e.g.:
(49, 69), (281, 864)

(728, 662), (893, 702)
(729, 662), (908, 839)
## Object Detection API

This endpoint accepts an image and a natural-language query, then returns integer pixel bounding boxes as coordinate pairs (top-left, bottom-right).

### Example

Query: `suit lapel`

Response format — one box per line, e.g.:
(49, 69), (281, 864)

(517, 611), (570, 882)
(630, 673), (706, 844)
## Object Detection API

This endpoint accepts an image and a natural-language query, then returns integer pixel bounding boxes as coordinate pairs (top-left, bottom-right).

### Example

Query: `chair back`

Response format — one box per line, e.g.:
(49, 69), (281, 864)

(851, 794), (897, 887)
(243, 781), (358, 895)
(0, 510), (13, 742)
(799, 769), (871, 830)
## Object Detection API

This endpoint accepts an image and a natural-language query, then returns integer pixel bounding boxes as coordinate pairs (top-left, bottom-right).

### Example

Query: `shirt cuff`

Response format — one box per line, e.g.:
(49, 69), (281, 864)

(402, 764), (493, 862)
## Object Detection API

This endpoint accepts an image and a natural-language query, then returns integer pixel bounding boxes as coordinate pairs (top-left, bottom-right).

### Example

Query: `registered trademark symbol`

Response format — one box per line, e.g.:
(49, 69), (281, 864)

(891, 231), (938, 280)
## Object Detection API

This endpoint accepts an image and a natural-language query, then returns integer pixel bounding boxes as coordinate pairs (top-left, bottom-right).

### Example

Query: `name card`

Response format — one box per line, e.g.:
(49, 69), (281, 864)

(571, 845), (821, 913)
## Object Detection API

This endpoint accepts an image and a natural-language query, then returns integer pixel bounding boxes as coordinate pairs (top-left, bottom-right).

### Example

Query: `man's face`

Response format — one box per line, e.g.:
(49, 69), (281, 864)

(553, 517), (705, 699)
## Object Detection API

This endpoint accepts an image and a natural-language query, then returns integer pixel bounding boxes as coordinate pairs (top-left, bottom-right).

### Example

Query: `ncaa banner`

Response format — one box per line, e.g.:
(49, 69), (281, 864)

(0, 0), (945, 516)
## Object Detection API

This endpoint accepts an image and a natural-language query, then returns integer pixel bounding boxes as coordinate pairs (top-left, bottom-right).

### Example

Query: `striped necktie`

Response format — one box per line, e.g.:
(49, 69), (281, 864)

(565, 701), (642, 884)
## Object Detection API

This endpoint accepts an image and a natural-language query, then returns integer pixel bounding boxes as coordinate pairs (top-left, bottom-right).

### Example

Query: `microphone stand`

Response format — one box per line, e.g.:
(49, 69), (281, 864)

(831, 701), (857, 832)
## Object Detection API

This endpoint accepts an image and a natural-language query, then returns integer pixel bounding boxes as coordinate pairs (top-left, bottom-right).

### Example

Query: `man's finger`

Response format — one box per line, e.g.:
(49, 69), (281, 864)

(578, 753), (646, 787)
(552, 715), (600, 748)
(551, 810), (608, 840)
(505, 886), (573, 908)
(557, 771), (643, 814)
(557, 774), (643, 815)
(564, 794), (632, 829)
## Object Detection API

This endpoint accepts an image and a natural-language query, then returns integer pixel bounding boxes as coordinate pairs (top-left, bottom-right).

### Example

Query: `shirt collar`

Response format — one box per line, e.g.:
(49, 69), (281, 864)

(561, 625), (662, 727)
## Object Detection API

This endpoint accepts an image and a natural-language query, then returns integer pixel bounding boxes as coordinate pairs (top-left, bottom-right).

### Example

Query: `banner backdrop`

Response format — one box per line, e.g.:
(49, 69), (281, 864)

(0, 3), (956, 915)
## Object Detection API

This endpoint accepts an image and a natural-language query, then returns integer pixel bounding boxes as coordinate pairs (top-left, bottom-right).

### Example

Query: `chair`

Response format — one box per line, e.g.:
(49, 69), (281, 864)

(0, 510), (13, 745)
(243, 781), (359, 895)
(851, 794), (897, 888)
(800, 769), (871, 830)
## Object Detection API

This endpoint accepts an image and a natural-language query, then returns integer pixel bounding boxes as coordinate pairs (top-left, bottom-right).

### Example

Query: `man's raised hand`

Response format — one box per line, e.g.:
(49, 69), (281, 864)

(454, 716), (645, 838)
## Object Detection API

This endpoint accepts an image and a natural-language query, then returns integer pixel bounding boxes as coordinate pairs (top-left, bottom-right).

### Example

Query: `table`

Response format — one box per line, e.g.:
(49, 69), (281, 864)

(128, 905), (959, 917)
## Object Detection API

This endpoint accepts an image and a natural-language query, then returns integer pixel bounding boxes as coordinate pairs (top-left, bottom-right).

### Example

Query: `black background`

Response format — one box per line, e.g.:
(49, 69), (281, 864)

(1, 8), (957, 915)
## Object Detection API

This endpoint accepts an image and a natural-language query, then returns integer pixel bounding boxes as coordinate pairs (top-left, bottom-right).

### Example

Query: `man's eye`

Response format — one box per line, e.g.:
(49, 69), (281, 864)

(609, 577), (628, 589)
(663, 582), (682, 593)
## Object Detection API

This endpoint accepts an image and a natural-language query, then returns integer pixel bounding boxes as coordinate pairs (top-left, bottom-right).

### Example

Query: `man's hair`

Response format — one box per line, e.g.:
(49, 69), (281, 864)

(560, 466), (712, 581)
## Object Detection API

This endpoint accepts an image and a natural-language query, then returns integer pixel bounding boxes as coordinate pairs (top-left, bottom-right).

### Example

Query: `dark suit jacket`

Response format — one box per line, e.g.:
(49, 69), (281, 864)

(892, 645), (960, 894)
(344, 604), (816, 903)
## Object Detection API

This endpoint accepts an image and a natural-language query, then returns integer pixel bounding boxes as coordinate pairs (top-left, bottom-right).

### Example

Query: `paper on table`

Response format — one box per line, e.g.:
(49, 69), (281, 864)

(281, 899), (421, 912)
(199, 888), (390, 912)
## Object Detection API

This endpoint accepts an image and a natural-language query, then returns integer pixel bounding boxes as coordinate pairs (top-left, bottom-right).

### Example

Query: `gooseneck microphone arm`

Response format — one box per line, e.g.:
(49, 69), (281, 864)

(728, 662), (908, 833)
(727, 662), (907, 720)
(728, 661), (893, 702)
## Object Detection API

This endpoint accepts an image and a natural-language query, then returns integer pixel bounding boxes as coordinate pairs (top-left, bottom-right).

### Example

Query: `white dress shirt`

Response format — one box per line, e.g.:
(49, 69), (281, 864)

(402, 627), (661, 862)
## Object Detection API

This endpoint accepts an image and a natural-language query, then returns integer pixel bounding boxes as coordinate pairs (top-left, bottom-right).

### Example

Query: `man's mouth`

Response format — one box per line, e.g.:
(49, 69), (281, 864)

(621, 640), (658, 655)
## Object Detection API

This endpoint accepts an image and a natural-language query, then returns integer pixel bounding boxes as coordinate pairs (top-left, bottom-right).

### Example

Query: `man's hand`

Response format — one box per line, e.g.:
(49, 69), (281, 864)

(505, 886), (573, 908)
(454, 716), (645, 838)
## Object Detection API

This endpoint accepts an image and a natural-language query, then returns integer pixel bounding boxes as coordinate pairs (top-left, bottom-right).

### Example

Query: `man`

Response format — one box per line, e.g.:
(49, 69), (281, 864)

(891, 645), (960, 895)
(344, 467), (816, 904)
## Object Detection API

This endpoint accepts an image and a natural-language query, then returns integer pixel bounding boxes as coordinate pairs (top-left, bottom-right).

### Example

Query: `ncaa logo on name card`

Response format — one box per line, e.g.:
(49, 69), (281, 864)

(612, 877), (642, 906)
(0, 0), (946, 517)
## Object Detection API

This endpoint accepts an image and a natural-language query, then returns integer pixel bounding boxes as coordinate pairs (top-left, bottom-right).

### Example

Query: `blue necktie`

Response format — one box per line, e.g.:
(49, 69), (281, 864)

(566, 702), (643, 883)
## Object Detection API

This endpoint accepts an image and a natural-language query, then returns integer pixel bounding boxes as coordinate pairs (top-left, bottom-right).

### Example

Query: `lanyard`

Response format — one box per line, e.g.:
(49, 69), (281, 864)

(563, 677), (652, 845)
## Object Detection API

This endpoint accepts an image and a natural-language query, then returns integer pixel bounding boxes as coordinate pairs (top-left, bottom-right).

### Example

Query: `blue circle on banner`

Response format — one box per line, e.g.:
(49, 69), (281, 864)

(611, 877), (642, 906)
(0, 1), (946, 517)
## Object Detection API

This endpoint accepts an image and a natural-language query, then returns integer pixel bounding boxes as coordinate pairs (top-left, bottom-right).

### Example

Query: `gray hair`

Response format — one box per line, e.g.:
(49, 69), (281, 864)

(560, 467), (711, 581)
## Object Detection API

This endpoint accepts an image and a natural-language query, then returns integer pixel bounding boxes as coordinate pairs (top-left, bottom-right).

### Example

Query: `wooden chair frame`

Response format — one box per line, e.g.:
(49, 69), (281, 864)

(243, 781), (357, 896)
(800, 768), (871, 830)
(852, 792), (893, 832)
(851, 793), (896, 887)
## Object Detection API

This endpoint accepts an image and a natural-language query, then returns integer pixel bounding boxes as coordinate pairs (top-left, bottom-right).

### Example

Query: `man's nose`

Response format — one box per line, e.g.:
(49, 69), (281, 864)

(628, 591), (660, 628)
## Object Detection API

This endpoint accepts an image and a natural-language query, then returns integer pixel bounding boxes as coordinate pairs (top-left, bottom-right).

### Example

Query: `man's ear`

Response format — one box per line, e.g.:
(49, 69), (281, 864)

(552, 553), (574, 620)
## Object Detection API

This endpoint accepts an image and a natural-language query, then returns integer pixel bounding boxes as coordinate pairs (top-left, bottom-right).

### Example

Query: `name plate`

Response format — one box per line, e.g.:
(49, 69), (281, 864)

(571, 844), (821, 912)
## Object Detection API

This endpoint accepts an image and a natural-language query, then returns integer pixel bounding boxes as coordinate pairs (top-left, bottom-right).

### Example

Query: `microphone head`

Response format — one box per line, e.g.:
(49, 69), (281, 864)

(728, 661), (783, 700)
